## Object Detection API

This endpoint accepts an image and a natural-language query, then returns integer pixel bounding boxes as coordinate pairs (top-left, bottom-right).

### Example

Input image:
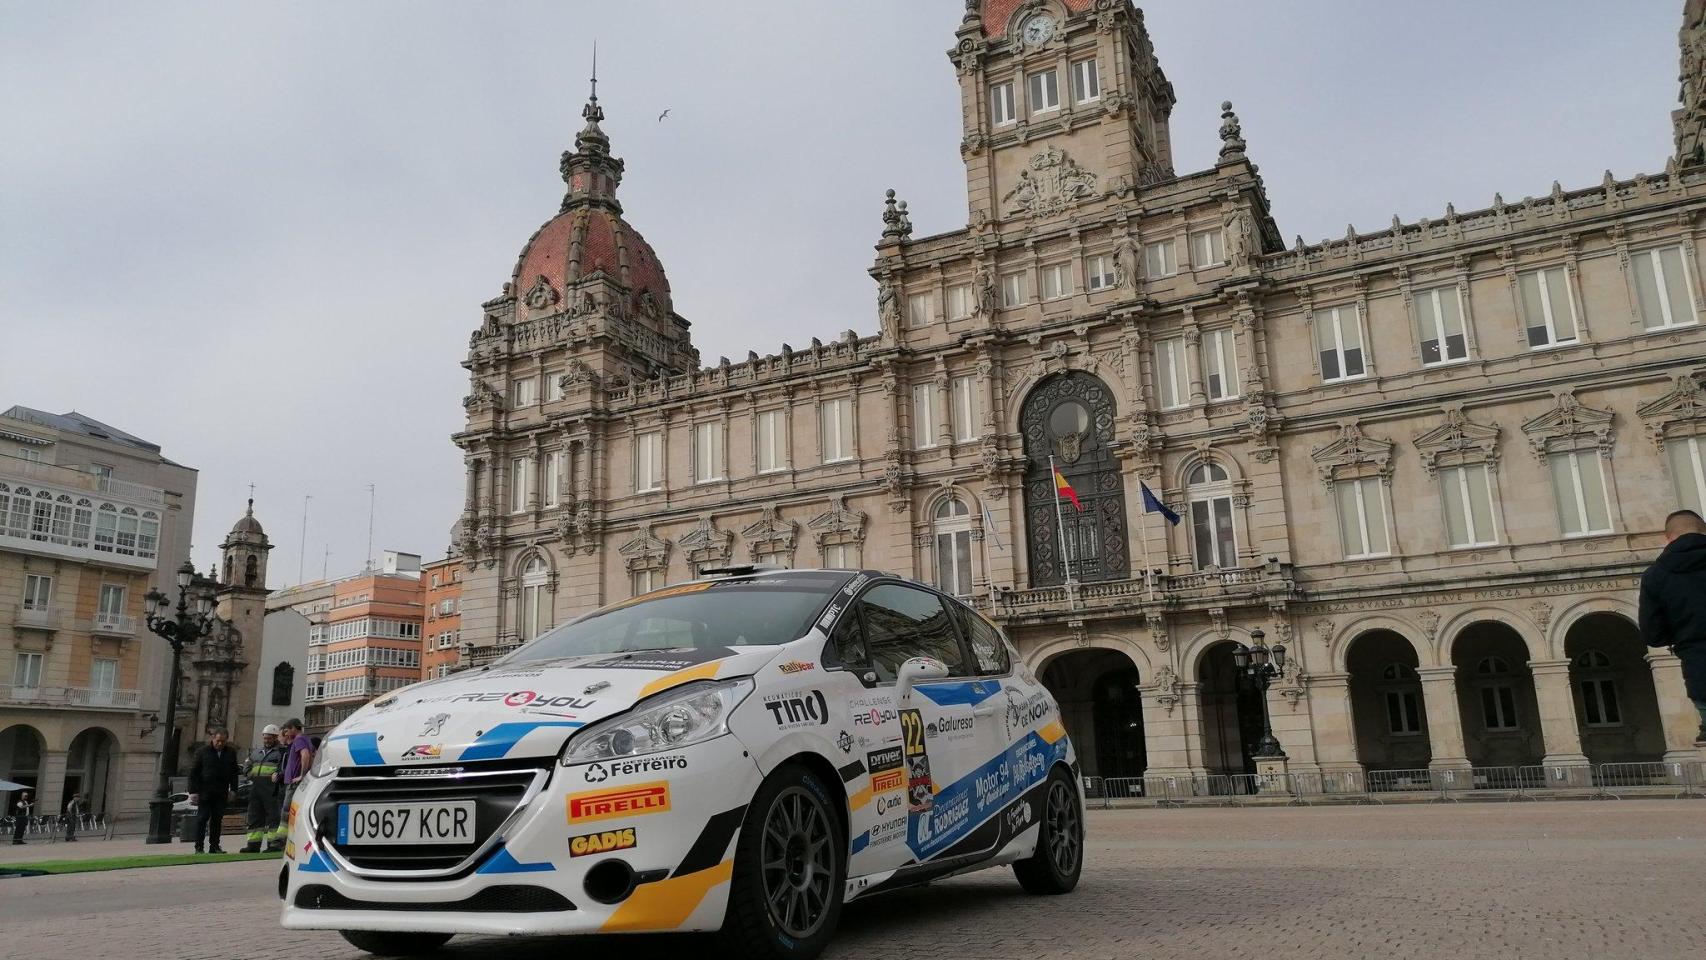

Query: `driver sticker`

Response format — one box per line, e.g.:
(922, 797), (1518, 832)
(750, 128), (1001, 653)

(899, 708), (934, 813)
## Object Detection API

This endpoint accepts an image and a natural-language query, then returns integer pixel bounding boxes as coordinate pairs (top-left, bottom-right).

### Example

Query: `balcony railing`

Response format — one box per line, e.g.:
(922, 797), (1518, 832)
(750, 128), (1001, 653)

(88, 613), (138, 637)
(12, 603), (62, 632)
(993, 564), (1294, 618)
(0, 453), (165, 504)
(0, 684), (141, 709)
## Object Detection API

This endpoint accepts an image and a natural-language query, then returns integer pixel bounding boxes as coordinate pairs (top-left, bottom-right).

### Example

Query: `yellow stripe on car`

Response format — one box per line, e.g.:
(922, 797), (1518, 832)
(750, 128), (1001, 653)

(599, 859), (735, 932)
(638, 659), (724, 698)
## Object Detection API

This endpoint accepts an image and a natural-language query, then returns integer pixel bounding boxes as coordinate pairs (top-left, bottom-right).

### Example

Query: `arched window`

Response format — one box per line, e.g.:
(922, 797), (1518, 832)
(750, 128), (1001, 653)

(1378, 663), (1422, 735)
(520, 556), (549, 642)
(1474, 656), (1519, 731)
(244, 555), (259, 587)
(223, 555), (234, 584)
(1572, 648), (1621, 726)
(932, 498), (973, 597)
(271, 662), (294, 706)
(1186, 463), (1237, 569)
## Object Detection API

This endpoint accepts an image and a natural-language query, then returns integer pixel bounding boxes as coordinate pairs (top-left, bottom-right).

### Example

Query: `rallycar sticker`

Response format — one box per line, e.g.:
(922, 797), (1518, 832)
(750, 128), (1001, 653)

(899, 708), (934, 813)
(570, 827), (638, 857)
(913, 680), (1003, 708)
(907, 729), (1069, 861)
(476, 846), (555, 874)
(567, 781), (672, 823)
(458, 720), (583, 762)
(327, 730), (383, 766)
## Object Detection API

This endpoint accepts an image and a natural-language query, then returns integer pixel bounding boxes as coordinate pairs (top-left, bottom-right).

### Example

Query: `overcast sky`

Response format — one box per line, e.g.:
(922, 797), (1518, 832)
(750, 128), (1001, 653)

(0, 1), (1683, 588)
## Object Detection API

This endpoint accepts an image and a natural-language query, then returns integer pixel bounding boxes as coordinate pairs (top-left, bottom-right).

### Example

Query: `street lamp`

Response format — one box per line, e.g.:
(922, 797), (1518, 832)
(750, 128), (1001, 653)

(142, 560), (223, 844)
(1231, 627), (1288, 759)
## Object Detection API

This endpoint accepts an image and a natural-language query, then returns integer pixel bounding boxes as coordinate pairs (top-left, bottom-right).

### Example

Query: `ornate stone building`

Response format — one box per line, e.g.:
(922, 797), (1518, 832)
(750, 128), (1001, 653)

(453, 1), (1706, 784)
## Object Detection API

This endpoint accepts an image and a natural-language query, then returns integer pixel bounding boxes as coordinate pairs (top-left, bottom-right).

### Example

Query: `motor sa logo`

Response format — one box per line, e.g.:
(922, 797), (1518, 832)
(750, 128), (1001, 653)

(569, 827), (637, 857)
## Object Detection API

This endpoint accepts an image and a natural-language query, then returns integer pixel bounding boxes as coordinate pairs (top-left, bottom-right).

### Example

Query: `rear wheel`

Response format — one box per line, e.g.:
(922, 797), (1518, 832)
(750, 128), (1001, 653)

(721, 762), (845, 960)
(1013, 770), (1083, 895)
(337, 930), (453, 956)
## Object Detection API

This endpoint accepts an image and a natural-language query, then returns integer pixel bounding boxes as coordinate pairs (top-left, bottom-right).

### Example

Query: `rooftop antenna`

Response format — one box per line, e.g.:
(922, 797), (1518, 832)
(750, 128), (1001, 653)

(590, 40), (597, 103)
(298, 494), (312, 584)
(365, 483), (376, 572)
(322, 545), (330, 581)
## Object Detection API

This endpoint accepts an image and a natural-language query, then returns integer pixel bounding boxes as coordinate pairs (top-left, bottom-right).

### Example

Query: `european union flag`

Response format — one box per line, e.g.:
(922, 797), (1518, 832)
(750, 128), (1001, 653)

(1141, 481), (1181, 525)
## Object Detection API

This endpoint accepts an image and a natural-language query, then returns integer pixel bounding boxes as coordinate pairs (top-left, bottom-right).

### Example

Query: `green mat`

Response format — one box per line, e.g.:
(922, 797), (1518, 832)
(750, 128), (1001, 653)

(1, 850), (283, 875)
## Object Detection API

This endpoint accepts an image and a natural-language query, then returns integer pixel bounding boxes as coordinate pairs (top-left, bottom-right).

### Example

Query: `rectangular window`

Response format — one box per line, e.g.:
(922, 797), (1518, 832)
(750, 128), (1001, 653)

(1667, 436), (1706, 514)
(544, 371), (563, 403)
(1385, 690), (1423, 735)
(1085, 255), (1116, 292)
(757, 410), (785, 473)
(1000, 272), (1025, 307)
(1155, 337), (1187, 410)
(935, 529), (974, 597)
(1314, 305), (1366, 382)
(1190, 496), (1238, 569)
(1581, 678), (1622, 726)
(98, 584), (125, 618)
(1041, 263), (1070, 301)
(1202, 328), (1240, 400)
(912, 384), (936, 449)
(1144, 239), (1176, 278)
(1189, 229), (1225, 267)
(1440, 464), (1498, 548)
(1633, 245), (1697, 330)
(1549, 450), (1612, 537)
(636, 432), (662, 492)
(509, 457), (531, 512)
(23, 574), (51, 610)
(543, 452), (559, 507)
(695, 421), (724, 481)
(91, 658), (117, 694)
(1334, 476), (1390, 559)
(1415, 286), (1469, 365)
(821, 399), (854, 463)
(907, 292), (933, 328)
(631, 568), (659, 597)
(510, 377), (537, 407)
(1481, 684), (1519, 731)
(822, 542), (856, 568)
(1518, 266), (1578, 348)
(14, 652), (42, 688)
(1070, 58), (1099, 103)
(1027, 68), (1059, 114)
(951, 376), (977, 442)
(946, 284), (972, 320)
(990, 81), (1016, 125)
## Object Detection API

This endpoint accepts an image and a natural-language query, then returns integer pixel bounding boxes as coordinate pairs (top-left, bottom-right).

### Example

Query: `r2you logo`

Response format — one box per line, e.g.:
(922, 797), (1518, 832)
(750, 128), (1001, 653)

(762, 689), (829, 729)
(583, 754), (688, 783)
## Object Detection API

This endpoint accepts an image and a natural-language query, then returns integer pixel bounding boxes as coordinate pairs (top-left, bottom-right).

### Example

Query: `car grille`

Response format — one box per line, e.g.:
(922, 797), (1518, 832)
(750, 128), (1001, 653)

(312, 760), (550, 878)
(294, 883), (574, 913)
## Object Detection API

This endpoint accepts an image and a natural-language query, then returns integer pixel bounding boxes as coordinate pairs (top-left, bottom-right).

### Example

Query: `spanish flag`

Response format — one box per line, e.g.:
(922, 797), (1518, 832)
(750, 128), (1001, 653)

(1053, 467), (1083, 513)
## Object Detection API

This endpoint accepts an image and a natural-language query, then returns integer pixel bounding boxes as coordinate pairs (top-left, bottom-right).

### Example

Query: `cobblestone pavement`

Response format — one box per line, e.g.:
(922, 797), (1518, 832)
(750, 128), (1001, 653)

(4, 800), (1701, 960)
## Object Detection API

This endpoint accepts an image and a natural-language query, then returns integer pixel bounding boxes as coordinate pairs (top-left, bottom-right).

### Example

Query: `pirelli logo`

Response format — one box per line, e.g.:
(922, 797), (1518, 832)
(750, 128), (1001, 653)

(566, 781), (671, 823)
(870, 767), (905, 794)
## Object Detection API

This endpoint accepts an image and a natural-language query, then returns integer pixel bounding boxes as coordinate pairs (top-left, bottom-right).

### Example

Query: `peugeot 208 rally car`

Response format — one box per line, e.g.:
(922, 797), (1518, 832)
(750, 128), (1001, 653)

(280, 567), (1083, 959)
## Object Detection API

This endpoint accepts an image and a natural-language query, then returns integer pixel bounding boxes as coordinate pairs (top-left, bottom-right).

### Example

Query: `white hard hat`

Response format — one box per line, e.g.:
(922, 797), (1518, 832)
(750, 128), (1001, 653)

(262, 724), (281, 735)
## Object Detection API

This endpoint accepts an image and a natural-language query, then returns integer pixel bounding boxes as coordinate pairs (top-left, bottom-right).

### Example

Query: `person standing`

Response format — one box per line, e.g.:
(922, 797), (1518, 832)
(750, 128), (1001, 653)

(187, 728), (240, 854)
(10, 789), (32, 845)
(63, 792), (84, 842)
(278, 718), (314, 843)
(241, 725), (287, 853)
(1639, 508), (1706, 743)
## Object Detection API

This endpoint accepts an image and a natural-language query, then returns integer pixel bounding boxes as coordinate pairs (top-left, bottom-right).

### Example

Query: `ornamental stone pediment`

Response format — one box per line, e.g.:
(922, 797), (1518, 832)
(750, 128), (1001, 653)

(1412, 406), (1501, 475)
(1310, 421), (1394, 485)
(1521, 392), (1615, 460)
(1635, 369), (1706, 448)
(1002, 146), (1098, 219)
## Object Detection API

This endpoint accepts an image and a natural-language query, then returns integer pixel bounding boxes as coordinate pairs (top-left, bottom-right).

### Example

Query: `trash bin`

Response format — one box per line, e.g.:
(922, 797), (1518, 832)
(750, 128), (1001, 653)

(176, 810), (197, 843)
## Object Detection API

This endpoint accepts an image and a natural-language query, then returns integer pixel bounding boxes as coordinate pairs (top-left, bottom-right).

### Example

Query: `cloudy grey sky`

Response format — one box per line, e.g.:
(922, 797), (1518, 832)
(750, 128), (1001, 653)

(0, 1), (1682, 587)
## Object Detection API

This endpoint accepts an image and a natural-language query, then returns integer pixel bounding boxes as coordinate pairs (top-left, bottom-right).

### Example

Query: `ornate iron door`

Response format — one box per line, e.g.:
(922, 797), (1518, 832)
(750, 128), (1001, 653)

(1020, 372), (1130, 587)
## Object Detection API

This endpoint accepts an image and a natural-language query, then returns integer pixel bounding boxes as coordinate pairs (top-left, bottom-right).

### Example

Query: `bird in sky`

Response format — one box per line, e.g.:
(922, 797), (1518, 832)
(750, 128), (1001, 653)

(657, 109), (670, 122)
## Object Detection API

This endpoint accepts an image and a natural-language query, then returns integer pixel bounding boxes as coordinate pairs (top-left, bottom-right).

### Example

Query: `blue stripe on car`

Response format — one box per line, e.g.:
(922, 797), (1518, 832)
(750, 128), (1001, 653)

(476, 845), (555, 874)
(458, 721), (584, 761)
(912, 680), (1002, 707)
(328, 731), (383, 766)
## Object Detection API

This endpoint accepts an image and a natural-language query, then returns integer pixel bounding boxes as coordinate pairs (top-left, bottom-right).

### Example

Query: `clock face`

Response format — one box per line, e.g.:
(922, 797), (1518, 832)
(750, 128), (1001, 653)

(1021, 14), (1055, 44)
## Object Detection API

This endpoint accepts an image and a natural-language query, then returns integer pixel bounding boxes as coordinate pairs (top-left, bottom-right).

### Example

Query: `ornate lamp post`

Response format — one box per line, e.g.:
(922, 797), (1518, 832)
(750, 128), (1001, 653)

(142, 561), (219, 844)
(1230, 627), (1288, 759)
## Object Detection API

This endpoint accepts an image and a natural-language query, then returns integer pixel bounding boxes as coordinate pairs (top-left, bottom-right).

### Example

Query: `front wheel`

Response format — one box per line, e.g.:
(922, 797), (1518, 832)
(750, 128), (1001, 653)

(1013, 769), (1083, 895)
(337, 930), (453, 956)
(721, 762), (846, 960)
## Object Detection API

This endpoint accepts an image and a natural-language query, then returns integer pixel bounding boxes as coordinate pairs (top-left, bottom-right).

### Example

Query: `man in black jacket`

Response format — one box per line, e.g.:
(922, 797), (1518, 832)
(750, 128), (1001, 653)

(187, 728), (240, 854)
(1639, 509), (1706, 744)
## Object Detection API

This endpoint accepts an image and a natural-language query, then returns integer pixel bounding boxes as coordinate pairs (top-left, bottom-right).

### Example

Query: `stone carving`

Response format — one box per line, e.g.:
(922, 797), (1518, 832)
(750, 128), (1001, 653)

(971, 260), (996, 318)
(679, 515), (734, 570)
(1635, 371), (1706, 450)
(880, 189), (913, 242)
(1136, 162), (1176, 187)
(618, 524), (671, 572)
(1208, 607), (1229, 641)
(876, 279), (902, 339)
(1310, 421), (1395, 486)
(1113, 234), (1138, 289)
(741, 506), (798, 562)
(1151, 666), (1180, 715)
(1413, 406), (1502, 476)
(1314, 619), (1337, 647)
(1520, 392), (1616, 461)
(1226, 209), (1254, 268)
(462, 379), (505, 413)
(1218, 101), (1246, 162)
(1418, 611), (1439, 642)
(525, 275), (558, 310)
(1529, 601), (1553, 633)
(1003, 147), (1099, 218)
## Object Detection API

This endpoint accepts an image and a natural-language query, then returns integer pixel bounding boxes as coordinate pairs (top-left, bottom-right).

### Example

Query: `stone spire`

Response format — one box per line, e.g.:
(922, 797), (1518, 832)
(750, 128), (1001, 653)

(1218, 101), (1247, 163)
(560, 46), (626, 213)
(1675, 0), (1706, 164)
(880, 189), (913, 243)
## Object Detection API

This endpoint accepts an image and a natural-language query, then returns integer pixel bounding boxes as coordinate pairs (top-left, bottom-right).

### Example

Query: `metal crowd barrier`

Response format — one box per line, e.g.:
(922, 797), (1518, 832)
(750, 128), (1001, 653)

(1082, 760), (1706, 808)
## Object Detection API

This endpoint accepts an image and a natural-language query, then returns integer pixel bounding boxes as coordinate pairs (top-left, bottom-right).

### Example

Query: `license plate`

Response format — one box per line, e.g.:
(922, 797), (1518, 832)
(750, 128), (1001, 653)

(337, 800), (476, 845)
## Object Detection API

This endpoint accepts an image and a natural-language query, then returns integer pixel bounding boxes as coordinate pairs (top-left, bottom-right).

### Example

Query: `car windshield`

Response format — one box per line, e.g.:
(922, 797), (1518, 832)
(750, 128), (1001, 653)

(506, 575), (846, 664)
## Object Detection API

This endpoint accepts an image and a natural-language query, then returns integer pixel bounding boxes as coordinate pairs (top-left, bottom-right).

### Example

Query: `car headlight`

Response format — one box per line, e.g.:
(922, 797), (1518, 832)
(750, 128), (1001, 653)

(560, 677), (753, 765)
(306, 741), (339, 780)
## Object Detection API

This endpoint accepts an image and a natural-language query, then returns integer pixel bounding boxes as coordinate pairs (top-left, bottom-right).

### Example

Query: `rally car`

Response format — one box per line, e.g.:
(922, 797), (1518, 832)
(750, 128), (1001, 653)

(279, 567), (1083, 959)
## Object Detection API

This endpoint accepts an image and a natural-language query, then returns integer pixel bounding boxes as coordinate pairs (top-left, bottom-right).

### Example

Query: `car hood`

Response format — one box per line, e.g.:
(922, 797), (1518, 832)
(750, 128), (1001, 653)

(321, 646), (782, 768)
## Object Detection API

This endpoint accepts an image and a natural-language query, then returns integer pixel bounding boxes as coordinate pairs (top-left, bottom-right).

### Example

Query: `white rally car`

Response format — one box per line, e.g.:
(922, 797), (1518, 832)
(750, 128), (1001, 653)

(280, 567), (1083, 959)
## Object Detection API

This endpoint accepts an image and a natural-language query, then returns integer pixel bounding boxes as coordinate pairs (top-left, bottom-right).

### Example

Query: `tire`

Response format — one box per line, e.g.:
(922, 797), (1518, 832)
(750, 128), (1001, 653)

(337, 930), (453, 956)
(721, 762), (846, 960)
(1012, 769), (1083, 895)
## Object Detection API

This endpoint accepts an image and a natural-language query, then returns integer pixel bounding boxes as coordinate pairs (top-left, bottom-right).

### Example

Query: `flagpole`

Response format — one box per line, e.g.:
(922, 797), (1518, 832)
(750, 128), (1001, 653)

(1050, 455), (1074, 589)
(1139, 496), (1155, 602)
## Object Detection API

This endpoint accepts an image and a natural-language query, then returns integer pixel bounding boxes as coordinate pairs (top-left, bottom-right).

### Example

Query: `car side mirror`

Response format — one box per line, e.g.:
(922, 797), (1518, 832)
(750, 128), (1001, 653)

(896, 656), (950, 701)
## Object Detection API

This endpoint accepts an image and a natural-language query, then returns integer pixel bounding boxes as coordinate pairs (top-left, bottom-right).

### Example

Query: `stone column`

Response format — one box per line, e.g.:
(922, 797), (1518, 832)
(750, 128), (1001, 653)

(1308, 673), (1363, 787)
(463, 459), (480, 512)
(1183, 328), (1206, 406)
(1529, 658), (1590, 785)
(1139, 681), (1191, 779)
(1177, 681), (1209, 780)
(1646, 650), (1706, 763)
(38, 749), (68, 821)
(1417, 666), (1470, 771)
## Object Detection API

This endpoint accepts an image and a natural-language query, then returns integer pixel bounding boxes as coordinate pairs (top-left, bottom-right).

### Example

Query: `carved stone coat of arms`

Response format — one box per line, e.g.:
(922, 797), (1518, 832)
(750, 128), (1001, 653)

(1003, 146), (1099, 218)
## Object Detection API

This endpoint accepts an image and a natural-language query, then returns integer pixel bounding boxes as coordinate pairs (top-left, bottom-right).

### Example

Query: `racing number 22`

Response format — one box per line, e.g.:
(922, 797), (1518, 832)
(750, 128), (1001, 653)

(900, 709), (926, 758)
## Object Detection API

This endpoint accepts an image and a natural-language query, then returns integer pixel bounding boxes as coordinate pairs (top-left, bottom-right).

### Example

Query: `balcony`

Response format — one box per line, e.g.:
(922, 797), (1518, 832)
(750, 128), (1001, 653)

(992, 563), (1298, 623)
(87, 613), (138, 638)
(12, 603), (62, 632)
(0, 683), (141, 709)
(0, 454), (165, 570)
(0, 454), (165, 504)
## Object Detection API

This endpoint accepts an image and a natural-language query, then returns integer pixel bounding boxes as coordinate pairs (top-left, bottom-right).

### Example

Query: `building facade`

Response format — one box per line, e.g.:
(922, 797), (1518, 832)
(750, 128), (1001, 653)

(298, 552), (424, 735)
(0, 406), (196, 822)
(421, 555), (464, 679)
(452, 1), (1706, 784)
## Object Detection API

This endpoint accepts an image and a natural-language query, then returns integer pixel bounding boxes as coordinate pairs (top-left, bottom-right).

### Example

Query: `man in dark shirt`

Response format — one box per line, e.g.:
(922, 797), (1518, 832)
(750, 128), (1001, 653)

(187, 728), (240, 854)
(1639, 509), (1706, 743)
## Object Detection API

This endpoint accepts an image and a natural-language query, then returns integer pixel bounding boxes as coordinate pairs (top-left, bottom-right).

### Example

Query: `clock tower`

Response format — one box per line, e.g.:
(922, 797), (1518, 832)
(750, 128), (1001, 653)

(950, 0), (1175, 229)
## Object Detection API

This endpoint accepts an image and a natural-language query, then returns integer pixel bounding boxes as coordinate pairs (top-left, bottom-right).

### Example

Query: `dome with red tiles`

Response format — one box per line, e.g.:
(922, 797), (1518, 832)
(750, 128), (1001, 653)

(980, 0), (1094, 38)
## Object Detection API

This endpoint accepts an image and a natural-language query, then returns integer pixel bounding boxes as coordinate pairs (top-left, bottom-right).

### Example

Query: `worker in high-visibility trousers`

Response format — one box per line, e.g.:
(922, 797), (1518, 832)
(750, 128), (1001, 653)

(241, 724), (287, 853)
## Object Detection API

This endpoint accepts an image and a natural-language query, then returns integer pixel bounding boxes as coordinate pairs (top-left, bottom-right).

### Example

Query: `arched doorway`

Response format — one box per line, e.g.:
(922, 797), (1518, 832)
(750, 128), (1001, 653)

(1020, 372), (1130, 587)
(64, 728), (118, 816)
(1039, 649), (1145, 780)
(1565, 613), (1665, 764)
(1345, 630), (1431, 770)
(1451, 622), (1543, 768)
(1197, 641), (1265, 779)
(0, 724), (45, 812)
